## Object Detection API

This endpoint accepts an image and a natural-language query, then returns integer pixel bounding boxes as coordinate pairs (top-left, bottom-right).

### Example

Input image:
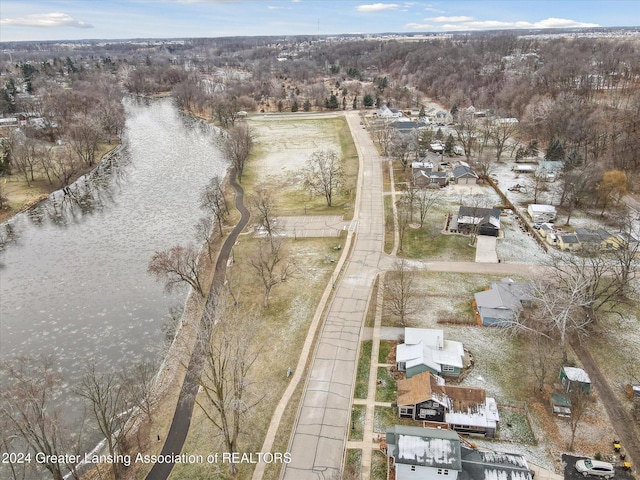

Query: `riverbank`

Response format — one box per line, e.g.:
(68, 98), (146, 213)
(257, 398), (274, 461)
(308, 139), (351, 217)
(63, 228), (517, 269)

(0, 141), (121, 224)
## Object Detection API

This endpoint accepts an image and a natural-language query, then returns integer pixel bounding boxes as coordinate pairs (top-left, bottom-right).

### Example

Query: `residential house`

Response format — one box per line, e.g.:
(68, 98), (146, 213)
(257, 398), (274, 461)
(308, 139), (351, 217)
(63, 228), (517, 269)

(453, 165), (479, 185)
(414, 170), (448, 188)
(411, 161), (434, 172)
(459, 446), (533, 480)
(560, 366), (591, 395)
(430, 141), (444, 153)
(527, 204), (557, 223)
(452, 207), (501, 237)
(377, 105), (403, 118)
(557, 233), (580, 251)
(396, 328), (465, 378)
(512, 165), (536, 174)
(537, 160), (563, 181)
(473, 278), (533, 327)
(397, 372), (500, 437)
(391, 120), (424, 135)
(386, 425), (533, 480)
(386, 426), (463, 480)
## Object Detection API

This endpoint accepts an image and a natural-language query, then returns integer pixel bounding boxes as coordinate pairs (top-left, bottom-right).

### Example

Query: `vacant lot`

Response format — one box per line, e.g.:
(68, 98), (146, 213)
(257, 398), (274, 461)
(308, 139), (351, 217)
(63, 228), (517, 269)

(246, 116), (358, 218)
(163, 114), (359, 480)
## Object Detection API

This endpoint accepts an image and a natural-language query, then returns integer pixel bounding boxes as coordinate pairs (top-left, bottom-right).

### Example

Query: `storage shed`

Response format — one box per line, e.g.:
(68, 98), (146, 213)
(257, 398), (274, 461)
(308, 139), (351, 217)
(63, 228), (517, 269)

(560, 366), (591, 394)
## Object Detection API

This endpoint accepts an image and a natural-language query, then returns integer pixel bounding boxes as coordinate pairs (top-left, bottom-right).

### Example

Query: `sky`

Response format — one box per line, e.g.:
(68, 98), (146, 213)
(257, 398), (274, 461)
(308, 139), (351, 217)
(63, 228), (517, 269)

(0, 0), (638, 43)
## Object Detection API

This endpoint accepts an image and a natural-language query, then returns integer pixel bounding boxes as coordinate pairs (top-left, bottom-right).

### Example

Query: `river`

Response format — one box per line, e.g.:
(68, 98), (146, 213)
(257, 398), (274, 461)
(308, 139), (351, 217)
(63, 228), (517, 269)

(0, 97), (228, 389)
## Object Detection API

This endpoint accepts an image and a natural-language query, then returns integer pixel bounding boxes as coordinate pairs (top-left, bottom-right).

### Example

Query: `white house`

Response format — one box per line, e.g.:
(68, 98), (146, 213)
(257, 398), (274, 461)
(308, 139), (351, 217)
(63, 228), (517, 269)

(527, 204), (557, 223)
(396, 328), (465, 378)
(386, 426), (462, 480)
(386, 426), (533, 480)
(377, 105), (403, 118)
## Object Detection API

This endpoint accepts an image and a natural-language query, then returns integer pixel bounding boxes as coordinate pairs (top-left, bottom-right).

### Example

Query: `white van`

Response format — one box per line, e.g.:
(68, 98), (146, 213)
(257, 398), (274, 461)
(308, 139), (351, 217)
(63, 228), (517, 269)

(575, 459), (615, 478)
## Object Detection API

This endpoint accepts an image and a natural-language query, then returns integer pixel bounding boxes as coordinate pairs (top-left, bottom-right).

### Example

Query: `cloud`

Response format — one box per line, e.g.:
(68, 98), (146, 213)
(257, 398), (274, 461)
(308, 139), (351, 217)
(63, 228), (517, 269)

(268, 5), (282, 9)
(405, 22), (434, 30)
(426, 16), (474, 23)
(0, 12), (93, 29)
(424, 5), (445, 13)
(440, 17), (599, 31)
(356, 3), (400, 13)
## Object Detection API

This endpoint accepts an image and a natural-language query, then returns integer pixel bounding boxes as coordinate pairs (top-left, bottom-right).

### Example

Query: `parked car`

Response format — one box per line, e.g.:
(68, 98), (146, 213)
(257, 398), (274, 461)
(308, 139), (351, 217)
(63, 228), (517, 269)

(575, 459), (615, 478)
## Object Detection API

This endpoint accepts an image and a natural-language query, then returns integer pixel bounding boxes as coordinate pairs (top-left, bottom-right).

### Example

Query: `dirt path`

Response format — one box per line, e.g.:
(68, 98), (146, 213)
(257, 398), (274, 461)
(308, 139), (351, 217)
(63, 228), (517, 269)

(570, 338), (640, 468)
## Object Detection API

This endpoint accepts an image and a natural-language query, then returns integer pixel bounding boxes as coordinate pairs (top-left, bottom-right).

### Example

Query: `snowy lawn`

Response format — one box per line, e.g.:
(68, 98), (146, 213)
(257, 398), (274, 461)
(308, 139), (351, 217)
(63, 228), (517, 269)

(246, 116), (358, 217)
(581, 305), (640, 414)
(383, 272), (527, 328)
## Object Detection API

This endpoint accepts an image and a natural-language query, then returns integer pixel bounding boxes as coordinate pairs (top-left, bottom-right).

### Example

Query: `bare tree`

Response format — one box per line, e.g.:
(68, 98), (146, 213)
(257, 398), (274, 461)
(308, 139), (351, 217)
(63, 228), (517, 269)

(384, 259), (419, 326)
(222, 124), (254, 182)
(121, 360), (157, 423)
(0, 355), (81, 480)
(567, 388), (591, 451)
(489, 119), (519, 162)
(148, 243), (205, 296)
(610, 210), (640, 295)
(524, 334), (562, 395)
(415, 188), (439, 229)
(67, 116), (103, 167)
(248, 237), (296, 308)
(389, 132), (415, 171)
(371, 120), (393, 156)
(50, 145), (82, 188)
(303, 149), (344, 207)
(199, 175), (228, 236)
(454, 111), (478, 162)
(195, 297), (262, 475)
(194, 216), (216, 261)
(251, 184), (279, 239)
(75, 364), (135, 480)
(10, 136), (39, 186)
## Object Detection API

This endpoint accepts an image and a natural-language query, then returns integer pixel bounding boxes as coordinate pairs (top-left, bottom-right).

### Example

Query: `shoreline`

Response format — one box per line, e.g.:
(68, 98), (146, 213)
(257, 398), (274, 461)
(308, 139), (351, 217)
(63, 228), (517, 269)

(0, 142), (123, 225)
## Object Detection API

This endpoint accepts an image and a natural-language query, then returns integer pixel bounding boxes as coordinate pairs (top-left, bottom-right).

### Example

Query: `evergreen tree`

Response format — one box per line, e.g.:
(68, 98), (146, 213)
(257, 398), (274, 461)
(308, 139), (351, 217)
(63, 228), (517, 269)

(291, 100), (298, 112)
(363, 94), (374, 108)
(303, 99), (311, 112)
(545, 138), (565, 161)
(352, 96), (358, 109)
(445, 134), (455, 155)
(325, 94), (339, 110)
(450, 103), (459, 120)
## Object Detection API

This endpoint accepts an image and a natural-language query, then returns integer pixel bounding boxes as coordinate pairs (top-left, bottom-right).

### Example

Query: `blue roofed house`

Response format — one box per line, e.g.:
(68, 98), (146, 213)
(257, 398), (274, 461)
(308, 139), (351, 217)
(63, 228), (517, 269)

(396, 328), (466, 378)
(386, 425), (533, 480)
(473, 278), (533, 327)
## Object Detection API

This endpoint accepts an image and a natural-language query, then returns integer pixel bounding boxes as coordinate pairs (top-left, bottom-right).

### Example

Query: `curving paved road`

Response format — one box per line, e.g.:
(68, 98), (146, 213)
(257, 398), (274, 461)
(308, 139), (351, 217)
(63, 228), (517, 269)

(145, 167), (250, 480)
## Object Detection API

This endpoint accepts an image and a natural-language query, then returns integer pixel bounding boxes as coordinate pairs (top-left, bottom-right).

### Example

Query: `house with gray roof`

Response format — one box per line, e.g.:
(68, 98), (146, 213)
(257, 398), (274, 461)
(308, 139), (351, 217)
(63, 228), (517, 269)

(453, 165), (479, 184)
(414, 170), (448, 188)
(386, 425), (533, 480)
(473, 278), (533, 327)
(386, 426), (462, 480)
(453, 207), (501, 237)
(396, 328), (465, 378)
